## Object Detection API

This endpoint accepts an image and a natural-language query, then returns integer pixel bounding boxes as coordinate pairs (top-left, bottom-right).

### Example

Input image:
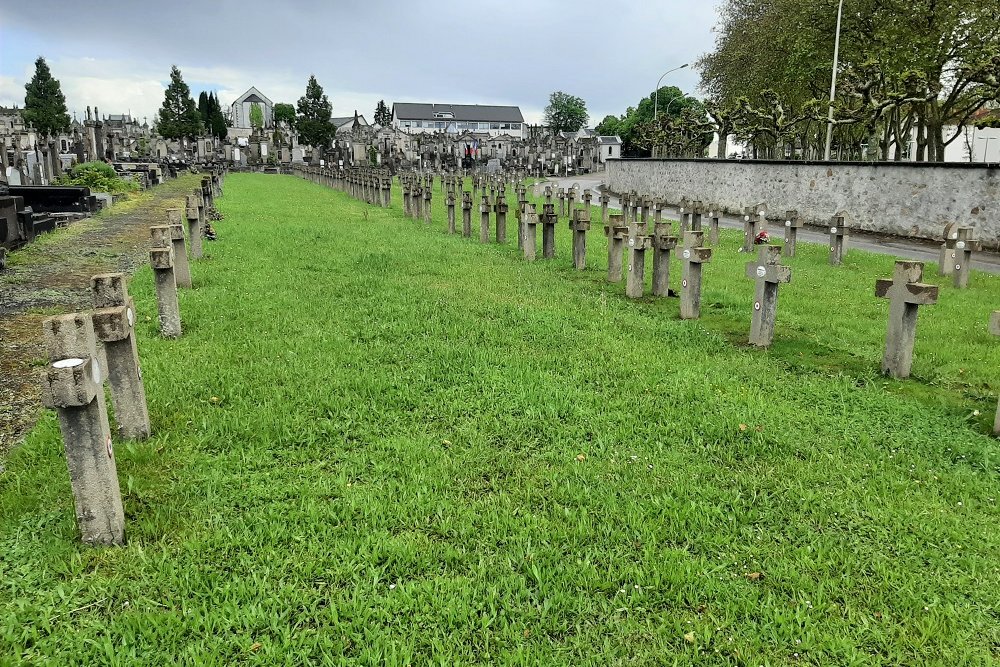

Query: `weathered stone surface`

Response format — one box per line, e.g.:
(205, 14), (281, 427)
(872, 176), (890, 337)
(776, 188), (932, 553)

(876, 261), (938, 378)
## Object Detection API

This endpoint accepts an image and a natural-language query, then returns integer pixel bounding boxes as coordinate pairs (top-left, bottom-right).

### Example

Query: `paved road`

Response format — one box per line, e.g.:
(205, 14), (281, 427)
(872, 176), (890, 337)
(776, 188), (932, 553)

(548, 175), (1000, 275)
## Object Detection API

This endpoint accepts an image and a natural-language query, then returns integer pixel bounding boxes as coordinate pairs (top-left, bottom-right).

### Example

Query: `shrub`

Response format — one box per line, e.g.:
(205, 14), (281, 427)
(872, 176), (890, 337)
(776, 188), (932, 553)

(56, 161), (140, 195)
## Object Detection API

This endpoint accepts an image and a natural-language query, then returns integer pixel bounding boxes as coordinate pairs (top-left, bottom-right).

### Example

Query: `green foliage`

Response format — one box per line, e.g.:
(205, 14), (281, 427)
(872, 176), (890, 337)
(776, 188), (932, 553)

(374, 99), (392, 127)
(198, 91), (210, 125)
(157, 65), (203, 141)
(296, 75), (334, 149)
(367, 145), (379, 165)
(207, 92), (227, 140)
(544, 91), (589, 133)
(249, 103), (264, 131)
(22, 57), (70, 137)
(1, 174), (998, 663)
(55, 161), (139, 194)
(595, 114), (621, 137)
(273, 102), (296, 127)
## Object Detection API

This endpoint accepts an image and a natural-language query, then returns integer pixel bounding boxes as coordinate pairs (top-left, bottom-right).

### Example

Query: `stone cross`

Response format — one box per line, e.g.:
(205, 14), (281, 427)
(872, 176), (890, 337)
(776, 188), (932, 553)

(522, 205), (539, 261)
(447, 192), (456, 234)
(91, 273), (150, 440)
(567, 187), (576, 213)
(938, 223), (958, 276)
(620, 192), (631, 223)
(166, 210), (192, 288)
(413, 184), (424, 221)
(480, 195), (491, 243)
(423, 186), (432, 225)
(382, 176), (392, 208)
(706, 204), (721, 246)
(403, 181), (412, 217)
(783, 210), (803, 257)
(604, 214), (629, 283)
(990, 311), (1000, 435)
(570, 208), (591, 270)
(40, 312), (125, 545)
(544, 186), (553, 208)
(678, 197), (692, 233)
(150, 226), (182, 338)
(742, 204), (766, 253)
(639, 198), (650, 225)
(184, 195), (203, 259)
(629, 191), (640, 223)
(651, 222), (678, 297)
(679, 230), (712, 319)
(876, 261), (938, 378)
(495, 198), (508, 244)
(461, 191), (472, 238)
(690, 200), (704, 231)
(952, 227), (980, 288)
(652, 200), (665, 225)
(625, 224), (652, 299)
(541, 205), (557, 259)
(582, 189), (593, 212)
(745, 245), (791, 347)
(829, 214), (848, 265)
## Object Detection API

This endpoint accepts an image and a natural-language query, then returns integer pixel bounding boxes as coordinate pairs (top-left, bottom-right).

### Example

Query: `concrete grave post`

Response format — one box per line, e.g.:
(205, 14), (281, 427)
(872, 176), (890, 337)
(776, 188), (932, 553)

(40, 313), (125, 546)
(745, 245), (792, 347)
(480, 196), (491, 243)
(651, 222), (679, 297)
(90, 273), (150, 440)
(582, 189), (593, 213)
(629, 191), (640, 223)
(522, 205), (539, 261)
(691, 201), (704, 231)
(938, 223), (958, 276)
(783, 210), (803, 257)
(829, 214), (849, 265)
(876, 261), (938, 378)
(679, 230), (713, 320)
(600, 193), (610, 225)
(678, 198), (691, 233)
(742, 204), (766, 253)
(383, 177), (392, 208)
(495, 198), (508, 244)
(447, 192), (456, 234)
(620, 192), (631, 224)
(423, 186), (432, 224)
(570, 208), (591, 270)
(558, 188), (566, 217)
(625, 224), (652, 299)
(544, 186), (553, 209)
(166, 210), (191, 289)
(705, 205), (721, 246)
(462, 192), (472, 238)
(150, 227), (182, 338)
(953, 227), (980, 289)
(403, 182), (412, 218)
(413, 184), (423, 221)
(185, 195), (203, 259)
(604, 214), (629, 283)
(541, 206), (557, 259)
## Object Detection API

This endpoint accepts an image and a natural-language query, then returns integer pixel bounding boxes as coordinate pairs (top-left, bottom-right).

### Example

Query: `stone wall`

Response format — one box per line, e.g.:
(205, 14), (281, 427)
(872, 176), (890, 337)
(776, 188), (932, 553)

(607, 158), (1000, 246)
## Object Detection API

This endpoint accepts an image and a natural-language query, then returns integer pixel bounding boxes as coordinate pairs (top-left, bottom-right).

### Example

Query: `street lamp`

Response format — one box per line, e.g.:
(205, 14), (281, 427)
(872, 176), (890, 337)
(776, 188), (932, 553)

(823, 0), (845, 161)
(653, 63), (690, 120)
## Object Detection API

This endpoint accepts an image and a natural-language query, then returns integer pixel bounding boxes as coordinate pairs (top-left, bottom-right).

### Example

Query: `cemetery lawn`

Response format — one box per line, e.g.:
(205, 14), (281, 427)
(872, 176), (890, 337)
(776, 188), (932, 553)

(2, 173), (999, 666)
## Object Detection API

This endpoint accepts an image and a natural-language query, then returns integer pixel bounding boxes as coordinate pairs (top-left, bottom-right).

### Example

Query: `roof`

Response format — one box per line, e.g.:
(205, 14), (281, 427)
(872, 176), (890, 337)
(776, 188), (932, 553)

(598, 136), (622, 145)
(232, 87), (273, 107)
(393, 103), (524, 123)
(331, 115), (369, 129)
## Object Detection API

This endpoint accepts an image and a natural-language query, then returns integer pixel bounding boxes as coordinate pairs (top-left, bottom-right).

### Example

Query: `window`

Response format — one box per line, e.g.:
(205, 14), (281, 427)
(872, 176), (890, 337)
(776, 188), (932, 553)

(401, 121), (411, 128)
(457, 122), (469, 130)
(490, 123), (500, 130)
(414, 121), (423, 128)
(608, 146), (613, 155)
(510, 123), (521, 130)
(479, 122), (491, 130)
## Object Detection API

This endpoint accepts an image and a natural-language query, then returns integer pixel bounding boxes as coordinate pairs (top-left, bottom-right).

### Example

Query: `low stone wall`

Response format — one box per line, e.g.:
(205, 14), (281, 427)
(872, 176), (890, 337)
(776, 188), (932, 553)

(607, 158), (1000, 247)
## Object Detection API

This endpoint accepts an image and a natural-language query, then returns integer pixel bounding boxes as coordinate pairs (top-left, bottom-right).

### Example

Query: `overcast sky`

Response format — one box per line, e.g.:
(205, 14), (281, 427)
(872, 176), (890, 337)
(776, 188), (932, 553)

(0, 1), (718, 127)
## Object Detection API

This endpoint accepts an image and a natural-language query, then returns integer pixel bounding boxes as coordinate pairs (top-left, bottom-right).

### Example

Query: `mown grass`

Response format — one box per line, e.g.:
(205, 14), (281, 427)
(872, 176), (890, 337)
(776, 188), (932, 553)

(1, 173), (998, 666)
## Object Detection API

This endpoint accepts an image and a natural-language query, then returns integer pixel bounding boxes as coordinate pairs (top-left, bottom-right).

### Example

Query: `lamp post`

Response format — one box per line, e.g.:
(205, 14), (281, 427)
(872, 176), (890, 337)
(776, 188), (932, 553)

(653, 63), (690, 120)
(823, 0), (845, 161)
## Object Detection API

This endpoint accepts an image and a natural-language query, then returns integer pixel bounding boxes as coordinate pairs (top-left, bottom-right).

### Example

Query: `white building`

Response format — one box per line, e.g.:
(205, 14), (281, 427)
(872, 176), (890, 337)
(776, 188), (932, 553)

(229, 87), (273, 138)
(391, 103), (525, 139)
(597, 136), (622, 162)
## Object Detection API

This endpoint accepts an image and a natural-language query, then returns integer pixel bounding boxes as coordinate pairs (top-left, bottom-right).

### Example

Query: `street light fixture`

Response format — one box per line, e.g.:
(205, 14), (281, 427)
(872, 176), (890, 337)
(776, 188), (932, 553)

(653, 63), (690, 120)
(823, 0), (845, 161)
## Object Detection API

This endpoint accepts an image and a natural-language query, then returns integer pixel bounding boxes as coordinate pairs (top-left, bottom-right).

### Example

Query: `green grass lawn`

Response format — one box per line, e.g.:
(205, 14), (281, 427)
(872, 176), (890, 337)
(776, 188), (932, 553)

(1, 173), (998, 665)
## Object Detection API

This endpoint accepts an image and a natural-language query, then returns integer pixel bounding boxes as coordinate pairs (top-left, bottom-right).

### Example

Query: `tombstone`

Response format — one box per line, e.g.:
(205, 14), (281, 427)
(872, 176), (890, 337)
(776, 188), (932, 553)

(423, 187), (432, 225)
(690, 201), (704, 231)
(639, 198), (651, 225)
(783, 210), (803, 257)
(185, 195), (203, 259)
(461, 191), (472, 238)
(40, 313), (125, 546)
(495, 198), (508, 244)
(541, 207), (557, 259)
(625, 224), (652, 299)
(447, 192), (456, 234)
(382, 177), (392, 208)
(599, 192), (610, 225)
(558, 188), (566, 217)
(90, 273), (150, 439)
(166, 210), (191, 288)
(678, 198), (692, 232)
(403, 182), (412, 218)
(679, 230), (712, 319)
(990, 312), (1000, 435)
(544, 186), (553, 208)
(745, 245), (792, 347)
(570, 208), (590, 270)
(938, 223), (958, 277)
(952, 227), (980, 289)
(582, 189), (593, 213)
(742, 204), (766, 253)
(413, 184), (423, 221)
(604, 214), (629, 283)
(829, 214), (848, 265)
(479, 196), (491, 243)
(522, 205), (539, 261)
(651, 222), (679, 297)
(150, 227), (182, 338)
(875, 261), (938, 379)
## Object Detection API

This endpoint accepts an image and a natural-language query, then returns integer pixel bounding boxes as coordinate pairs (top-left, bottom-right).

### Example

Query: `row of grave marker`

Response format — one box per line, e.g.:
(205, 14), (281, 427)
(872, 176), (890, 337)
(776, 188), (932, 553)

(39, 172), (224, 546)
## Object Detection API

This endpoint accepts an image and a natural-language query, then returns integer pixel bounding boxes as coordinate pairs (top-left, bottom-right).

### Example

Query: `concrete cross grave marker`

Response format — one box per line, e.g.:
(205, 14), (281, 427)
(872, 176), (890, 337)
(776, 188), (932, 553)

(184, 195), (203, 259)
(582, 189), (593, 213)
(680, 230), (713, 319)
(413, 184), (424, 221)
(447, 192), (456, 234)
(382, 177), (392, 208)
(653, 200), (665, 225)
(690, 200), (704, 231)
(783, 210), (803, 257)
(403, 182), (412, 218)
(829, 213), (848, 265)
(938, 223), (958, 276)
(625, 224), (652, 299)
(166, 210), (191, 288)
(541, 205), (557, 259)
(150, 226), (181, 338)
(461, 192), (472, 238)
(678, 197), (692, 233)
(876, 261), (938, 378)
(953, 227), (980, 289)
(90, 273), (150, 440)
(742, 204), (766, 253)
(522, 205), (539, 261)
(706, 204), (721, 246)
(558, 188), (566, 217)
(745, 245), (792, 347)
(40, 313), (125, 546)
(423, 186), (432, 225)
(651, 222), (679, 297)
(570, 208), (591, 270)
(495, 198), (508, 244)
(629, 191), (640, 223)
(480, 196), (491, 243)
(604, 214), (629, 283)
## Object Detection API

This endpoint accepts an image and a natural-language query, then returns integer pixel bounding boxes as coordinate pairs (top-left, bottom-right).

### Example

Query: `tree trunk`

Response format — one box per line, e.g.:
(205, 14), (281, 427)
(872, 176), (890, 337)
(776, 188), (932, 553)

(717, 131), (728, 159)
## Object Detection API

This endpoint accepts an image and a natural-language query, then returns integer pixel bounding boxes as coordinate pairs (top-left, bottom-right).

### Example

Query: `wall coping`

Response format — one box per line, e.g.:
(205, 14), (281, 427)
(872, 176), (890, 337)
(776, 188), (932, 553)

(608, 157), (1000, 171)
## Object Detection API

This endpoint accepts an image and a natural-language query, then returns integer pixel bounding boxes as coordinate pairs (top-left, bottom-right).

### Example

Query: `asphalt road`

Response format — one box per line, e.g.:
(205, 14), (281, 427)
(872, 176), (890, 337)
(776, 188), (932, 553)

(548, 175), (1000, 275)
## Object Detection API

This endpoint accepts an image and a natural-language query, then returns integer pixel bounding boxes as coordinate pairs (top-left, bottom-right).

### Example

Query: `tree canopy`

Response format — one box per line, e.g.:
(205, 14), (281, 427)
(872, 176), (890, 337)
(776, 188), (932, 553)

(296, 75), (335, 149)
(544, 92), (589, 133)
(274, 103), (296, 127)
(23, 57), (70, 137)
(374, 100), (392, 127)
(249, 103), (264, 130)
(157, 66), (203, 141)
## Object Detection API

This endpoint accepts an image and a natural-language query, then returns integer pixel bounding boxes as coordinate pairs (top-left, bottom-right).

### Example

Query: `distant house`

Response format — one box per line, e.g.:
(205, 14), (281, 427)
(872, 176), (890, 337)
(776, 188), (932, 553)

(229, 87), (273, 132)
(598, 135), (622, 162)
(332, 114), (369, 136)
(391, 103), (525, 139)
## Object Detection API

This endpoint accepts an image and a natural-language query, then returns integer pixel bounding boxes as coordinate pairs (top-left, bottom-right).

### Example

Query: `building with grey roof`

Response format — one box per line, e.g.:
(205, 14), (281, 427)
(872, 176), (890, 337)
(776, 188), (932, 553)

(391, 103), (525, 139)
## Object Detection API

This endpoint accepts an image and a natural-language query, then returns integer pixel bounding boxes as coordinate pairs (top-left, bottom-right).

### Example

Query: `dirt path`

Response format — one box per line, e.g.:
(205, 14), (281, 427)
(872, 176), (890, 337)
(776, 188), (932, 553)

(0, 174), (203, 457)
